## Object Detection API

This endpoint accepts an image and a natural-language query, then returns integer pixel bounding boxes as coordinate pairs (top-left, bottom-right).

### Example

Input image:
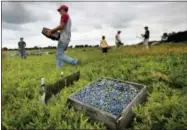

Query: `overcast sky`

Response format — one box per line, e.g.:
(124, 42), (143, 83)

(2, 1), (187, 48)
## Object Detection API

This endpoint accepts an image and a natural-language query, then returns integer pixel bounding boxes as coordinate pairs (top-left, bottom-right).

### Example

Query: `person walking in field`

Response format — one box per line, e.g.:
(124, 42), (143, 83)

(141, 26), (150, 49)
(100, 36), (108, 53)
(18, 37), (26, 59)
(46, 5), (79, 68)
(115, 31), (123, 48)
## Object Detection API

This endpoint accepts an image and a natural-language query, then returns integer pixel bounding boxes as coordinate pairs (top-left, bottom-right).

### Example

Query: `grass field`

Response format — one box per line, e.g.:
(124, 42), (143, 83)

(2, 43), (187, 130)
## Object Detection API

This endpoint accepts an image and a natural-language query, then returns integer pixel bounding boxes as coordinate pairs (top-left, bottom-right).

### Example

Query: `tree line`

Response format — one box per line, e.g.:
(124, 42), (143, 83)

(4, 45), (100, 51)
(161, 30), (187, 42)
(3, 30), (187, 51)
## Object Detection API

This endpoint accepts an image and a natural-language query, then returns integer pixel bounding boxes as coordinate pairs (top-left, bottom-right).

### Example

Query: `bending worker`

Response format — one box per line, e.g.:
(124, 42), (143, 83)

(100, 36), (108, 53)
(18, 37), (26, 59)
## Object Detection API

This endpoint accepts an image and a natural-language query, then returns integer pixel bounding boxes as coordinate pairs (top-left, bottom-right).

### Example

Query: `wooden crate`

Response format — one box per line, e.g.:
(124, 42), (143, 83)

(67, 77), (147, 130)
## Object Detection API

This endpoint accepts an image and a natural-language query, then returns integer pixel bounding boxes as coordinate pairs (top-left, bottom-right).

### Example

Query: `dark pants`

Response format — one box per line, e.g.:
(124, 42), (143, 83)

(102, 48), (108, 53)
(116, 42), (123, 47)
(19, 48), (26, 59)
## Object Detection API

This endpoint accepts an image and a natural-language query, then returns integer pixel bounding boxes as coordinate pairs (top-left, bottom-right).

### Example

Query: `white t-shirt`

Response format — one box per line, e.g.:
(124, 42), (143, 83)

(59, 13), (71, 50)
(115, 34), (121, 43)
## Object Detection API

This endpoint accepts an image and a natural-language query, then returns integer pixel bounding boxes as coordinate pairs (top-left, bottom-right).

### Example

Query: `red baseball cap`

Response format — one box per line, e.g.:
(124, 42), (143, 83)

(57, 5), (69, 12)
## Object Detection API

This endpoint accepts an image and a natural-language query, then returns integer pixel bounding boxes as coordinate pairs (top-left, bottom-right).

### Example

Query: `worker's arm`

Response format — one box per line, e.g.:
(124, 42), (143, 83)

(50, 13), (69, 34)
(105, 40), (108, 46)
(24, 42), (26, 47)
(18, 42), (20, 47)
(142, 31), (148, 38)
(51, 24), (65, 33)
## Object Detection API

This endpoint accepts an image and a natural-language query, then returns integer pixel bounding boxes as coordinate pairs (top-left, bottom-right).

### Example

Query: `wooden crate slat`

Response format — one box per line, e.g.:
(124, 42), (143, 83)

(117, 86), (147, 129)
(45, 71), (80, 103)
(68, 97), (117, 129)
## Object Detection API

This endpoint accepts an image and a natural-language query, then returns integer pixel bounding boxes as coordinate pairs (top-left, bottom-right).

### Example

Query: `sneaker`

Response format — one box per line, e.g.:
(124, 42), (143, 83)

(75, 59), (82, 66)
(77, 59), (81, 65)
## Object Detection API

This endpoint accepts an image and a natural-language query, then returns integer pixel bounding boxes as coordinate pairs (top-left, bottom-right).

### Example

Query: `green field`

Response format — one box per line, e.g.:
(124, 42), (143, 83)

(2, 43), (187, 130)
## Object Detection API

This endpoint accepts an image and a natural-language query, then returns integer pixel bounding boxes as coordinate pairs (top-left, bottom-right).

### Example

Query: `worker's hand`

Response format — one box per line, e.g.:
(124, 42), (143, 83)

(47, 29), (52, 36)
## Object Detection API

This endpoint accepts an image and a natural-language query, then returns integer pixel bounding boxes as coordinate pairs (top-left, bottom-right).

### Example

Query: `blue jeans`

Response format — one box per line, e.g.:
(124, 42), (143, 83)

(56, 42), (78, 68)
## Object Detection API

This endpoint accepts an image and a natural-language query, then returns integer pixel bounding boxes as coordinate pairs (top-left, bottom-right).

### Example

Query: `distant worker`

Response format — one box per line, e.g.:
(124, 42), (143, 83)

(18, 37), (26, 59)
(115, 31), (123, 48)
(2, 48), (6, 58)
(100, 36), (108, 53)
(141, 26), (150, 49)
(46, 5), (79, 68)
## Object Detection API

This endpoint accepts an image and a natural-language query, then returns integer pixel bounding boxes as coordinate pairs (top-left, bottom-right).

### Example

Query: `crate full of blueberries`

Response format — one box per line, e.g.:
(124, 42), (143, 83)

(67, 77), (147, 130)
